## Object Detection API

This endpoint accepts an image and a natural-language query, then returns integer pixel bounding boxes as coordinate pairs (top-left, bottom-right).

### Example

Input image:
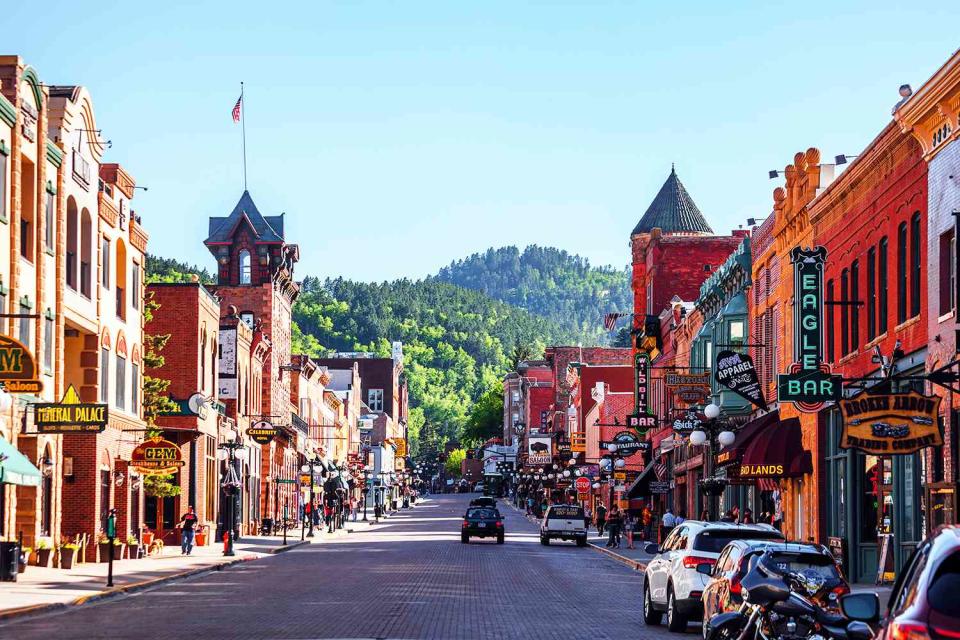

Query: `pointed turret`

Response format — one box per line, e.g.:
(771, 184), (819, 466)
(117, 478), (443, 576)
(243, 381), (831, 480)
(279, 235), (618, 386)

(632, 167), (713, 236)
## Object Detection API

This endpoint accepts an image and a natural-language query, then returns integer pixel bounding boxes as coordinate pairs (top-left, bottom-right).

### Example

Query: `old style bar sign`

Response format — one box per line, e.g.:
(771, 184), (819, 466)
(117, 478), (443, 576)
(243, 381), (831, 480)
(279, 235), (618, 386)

(628, 351), (657, 432)
(34, 385), (108, 433)
(777, 246), (841, 410)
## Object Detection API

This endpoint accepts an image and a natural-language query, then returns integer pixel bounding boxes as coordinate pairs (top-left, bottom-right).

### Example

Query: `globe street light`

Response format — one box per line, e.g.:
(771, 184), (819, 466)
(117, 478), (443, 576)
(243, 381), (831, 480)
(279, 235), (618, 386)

(300, 456), (324, 537)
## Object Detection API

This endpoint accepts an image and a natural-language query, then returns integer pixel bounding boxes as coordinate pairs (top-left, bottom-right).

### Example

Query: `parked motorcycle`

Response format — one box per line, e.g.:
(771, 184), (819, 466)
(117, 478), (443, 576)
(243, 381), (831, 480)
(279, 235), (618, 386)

(702, 551), (879, 640)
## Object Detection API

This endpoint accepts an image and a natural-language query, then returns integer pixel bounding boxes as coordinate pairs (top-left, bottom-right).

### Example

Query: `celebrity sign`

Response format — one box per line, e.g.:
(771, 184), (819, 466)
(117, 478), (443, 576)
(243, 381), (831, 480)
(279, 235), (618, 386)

(839, 391), (942, 455)
(715, 350), (767, 410)
(777, 247), (841, 411)
(246, 420), (277, 445)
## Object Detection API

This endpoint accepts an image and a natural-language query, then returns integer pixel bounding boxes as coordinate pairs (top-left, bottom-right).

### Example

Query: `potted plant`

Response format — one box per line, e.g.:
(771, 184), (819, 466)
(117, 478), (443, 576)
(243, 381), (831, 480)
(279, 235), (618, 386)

(96, 532), (111, 562)
(58, 539), (79, 570)
(126, 535), (140, 559)
(113, 537), (126, 561)
(18, 546), (30, 573)
(195, 525), (207, 547)
(35, 538), (52, 567)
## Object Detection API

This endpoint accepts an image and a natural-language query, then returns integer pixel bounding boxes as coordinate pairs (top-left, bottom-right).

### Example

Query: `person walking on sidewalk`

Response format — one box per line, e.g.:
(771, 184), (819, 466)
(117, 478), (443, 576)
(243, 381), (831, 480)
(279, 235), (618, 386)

(179, 505), (198, 555)
(661, 507), (676, 541)
(595, 502), (607, 536)
(605, 506), (622, 548)
(584, 505), (593, 532)
(623, 511), (636, 549)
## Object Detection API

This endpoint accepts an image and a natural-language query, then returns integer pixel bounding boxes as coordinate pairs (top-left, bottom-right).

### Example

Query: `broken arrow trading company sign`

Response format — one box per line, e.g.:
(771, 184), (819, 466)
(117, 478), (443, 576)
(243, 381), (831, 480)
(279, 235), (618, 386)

(715, 350), (768, 411)
(839, 390), (943, 455)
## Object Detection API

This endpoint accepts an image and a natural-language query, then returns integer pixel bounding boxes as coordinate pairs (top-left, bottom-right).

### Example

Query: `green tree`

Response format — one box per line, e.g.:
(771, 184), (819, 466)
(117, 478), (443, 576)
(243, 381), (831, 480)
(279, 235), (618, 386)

(444, 448), (466, 477)
(141, 291), (182, 498)
(461, 383), (504, 445)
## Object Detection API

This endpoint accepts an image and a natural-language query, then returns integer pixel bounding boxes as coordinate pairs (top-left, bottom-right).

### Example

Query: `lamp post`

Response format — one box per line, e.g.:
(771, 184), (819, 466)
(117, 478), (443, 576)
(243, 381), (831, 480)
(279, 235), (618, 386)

(300, 455), (324, 537)
(691, 402), (735, 520)
(217, 437), (247, 557)
(362, 466), (372, 521)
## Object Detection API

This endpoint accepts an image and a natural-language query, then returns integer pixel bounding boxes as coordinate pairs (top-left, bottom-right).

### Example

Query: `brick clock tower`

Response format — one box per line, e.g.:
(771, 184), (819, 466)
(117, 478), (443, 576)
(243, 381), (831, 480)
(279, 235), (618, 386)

(205, 190), (300, 425)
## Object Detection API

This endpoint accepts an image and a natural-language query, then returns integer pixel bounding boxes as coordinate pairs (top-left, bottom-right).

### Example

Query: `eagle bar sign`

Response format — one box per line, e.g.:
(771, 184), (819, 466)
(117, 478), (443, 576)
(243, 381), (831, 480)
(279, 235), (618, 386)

(34, 385), (108, 433)
(777, 247), (841, 410)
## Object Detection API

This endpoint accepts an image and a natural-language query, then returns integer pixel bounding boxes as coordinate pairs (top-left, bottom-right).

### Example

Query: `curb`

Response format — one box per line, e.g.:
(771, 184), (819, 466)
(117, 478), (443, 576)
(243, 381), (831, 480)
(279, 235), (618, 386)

(268, 540), (309, 554)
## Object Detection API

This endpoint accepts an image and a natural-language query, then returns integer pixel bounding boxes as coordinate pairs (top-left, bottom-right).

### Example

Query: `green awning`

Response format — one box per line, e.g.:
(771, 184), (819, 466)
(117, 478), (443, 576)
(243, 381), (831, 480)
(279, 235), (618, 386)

(0, 437), (42, 487)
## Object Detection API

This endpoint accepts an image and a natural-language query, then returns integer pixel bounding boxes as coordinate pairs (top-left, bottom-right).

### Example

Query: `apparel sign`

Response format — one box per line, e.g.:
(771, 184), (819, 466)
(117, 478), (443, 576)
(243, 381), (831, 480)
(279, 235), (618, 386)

(715, 350), (768, 411)
(664, 372), (711, 405)
(131, 437), (185, 475)
(246, 420), (276, 445)
(34, 385), (108, 433)
(0, 334), (43, 394)
(527, 436), (552, 465)
(777, 247), (842, 411)
(839, 390), (943, 455)
(628, 351), (657, 432)
(601, 430), (644, 455)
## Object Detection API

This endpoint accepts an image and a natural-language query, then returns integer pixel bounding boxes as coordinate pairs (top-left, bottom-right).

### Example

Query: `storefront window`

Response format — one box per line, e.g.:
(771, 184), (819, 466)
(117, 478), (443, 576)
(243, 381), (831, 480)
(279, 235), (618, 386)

(861, 455), (880, 543)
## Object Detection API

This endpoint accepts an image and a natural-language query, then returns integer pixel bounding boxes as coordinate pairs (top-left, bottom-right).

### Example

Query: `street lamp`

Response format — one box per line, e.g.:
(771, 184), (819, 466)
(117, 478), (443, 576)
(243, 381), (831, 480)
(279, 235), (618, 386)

(300, 456), (324, 537)
(217, 437), (247, 556)
(692, 402), (733, 519)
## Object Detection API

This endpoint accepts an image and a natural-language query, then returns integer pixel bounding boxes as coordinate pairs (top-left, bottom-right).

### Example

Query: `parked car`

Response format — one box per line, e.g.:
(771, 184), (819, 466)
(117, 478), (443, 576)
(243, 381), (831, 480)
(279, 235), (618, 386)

(643, 521), (785, 632)
(701, 540), (850, 638)
(470, 496), (498, 510)
(473, 483), (485, 494)
(461, 507), (504, 544)
(540, 504), (588, 546)
(869, 525), (960, 640)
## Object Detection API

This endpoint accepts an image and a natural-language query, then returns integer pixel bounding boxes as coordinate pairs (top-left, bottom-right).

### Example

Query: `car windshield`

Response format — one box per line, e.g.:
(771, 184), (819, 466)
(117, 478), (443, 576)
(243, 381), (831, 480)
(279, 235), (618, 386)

(548, 506), (584, 519)
(466, 508), (497, 519)
(694, 529), (784, 553)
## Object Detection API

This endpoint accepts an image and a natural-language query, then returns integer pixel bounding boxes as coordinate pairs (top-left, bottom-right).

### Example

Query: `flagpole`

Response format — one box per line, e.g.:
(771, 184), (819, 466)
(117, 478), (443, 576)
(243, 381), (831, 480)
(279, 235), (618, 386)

(241, 81), (247, 190)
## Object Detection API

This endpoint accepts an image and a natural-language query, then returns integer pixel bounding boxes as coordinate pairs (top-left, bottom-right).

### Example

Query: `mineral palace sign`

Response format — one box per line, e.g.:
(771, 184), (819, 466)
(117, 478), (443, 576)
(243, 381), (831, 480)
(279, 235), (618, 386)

(839, 390), (942, 455)
(34, 385), (108, 434)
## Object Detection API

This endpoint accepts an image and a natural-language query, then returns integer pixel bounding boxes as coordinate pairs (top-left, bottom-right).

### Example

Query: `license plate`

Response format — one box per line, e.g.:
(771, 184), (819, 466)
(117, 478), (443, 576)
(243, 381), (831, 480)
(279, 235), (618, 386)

(477, 523), (487, 528)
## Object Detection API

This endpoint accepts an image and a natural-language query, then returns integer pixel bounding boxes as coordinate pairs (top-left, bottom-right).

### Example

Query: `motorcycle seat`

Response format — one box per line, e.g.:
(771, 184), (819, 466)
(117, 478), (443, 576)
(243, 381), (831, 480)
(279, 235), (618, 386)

(815, 609), (848, 626)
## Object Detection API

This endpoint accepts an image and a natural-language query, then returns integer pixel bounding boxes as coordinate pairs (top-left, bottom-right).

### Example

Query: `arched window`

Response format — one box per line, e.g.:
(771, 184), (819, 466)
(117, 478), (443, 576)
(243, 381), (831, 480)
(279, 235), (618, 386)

(910, 212), (921, 318)
(239, 250), (251, 285)
(41, 444), (53, 536)
(878, 237), (888, 334)
(897, 222), (908, 324)
(66, 197), (78, 290)
(867, 247), (876, 340)
(850, 259), (859, 350)
(840, 268), (849, 355)
(80, 209), (92, 298)
(116, 239), (127, 320)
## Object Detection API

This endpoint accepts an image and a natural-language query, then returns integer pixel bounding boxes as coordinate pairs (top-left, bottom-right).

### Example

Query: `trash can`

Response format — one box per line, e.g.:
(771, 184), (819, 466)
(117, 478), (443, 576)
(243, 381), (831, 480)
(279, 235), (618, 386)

(0, 540), (20, 582)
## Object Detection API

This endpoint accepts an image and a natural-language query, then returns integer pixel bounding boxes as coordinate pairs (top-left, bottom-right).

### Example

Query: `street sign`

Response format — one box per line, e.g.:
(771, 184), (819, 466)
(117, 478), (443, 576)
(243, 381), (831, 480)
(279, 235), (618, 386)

(574, 476), (591, 492)
(648, 481), (671, 494)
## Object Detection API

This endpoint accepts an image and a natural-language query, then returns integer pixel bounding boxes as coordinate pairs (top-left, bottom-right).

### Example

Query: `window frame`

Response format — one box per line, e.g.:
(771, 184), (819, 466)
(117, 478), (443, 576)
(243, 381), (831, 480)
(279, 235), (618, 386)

(878, 237), (889, 334)
(897, 222), (908, 324)
(850, 259), (860, 350)
(867, 247), (876, 339)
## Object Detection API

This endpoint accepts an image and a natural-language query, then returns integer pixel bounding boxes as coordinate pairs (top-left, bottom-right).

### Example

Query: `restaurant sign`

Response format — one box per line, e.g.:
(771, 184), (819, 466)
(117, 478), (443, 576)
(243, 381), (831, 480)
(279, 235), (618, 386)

(715, 350), (767, 410)
(839, 390), (942, 455)
(34, 385), (108, 433)
(777, 247), (841, 411)
(601, 430), (644, 456)
(131, 437), (185, 475)
(0, 334), (43, 394)
(246, 420), (276, 445)
(664, 372), (711, 405)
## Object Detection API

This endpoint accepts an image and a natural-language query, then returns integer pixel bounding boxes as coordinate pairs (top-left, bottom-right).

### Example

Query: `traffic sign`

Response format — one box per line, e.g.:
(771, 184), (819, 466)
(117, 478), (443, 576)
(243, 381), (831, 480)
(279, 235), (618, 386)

(574, 476), (591, 492)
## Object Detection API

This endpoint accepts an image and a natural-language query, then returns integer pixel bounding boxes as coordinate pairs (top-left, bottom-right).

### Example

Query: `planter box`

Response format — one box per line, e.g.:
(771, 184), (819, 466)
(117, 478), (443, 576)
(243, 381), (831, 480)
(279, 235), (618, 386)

(59, 548), (77, 570)
(35, 548), (52, 567)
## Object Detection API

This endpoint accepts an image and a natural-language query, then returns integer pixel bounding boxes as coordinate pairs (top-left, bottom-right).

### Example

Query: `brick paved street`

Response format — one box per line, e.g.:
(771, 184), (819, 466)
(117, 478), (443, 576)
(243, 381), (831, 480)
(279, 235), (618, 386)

(0, 494), (659, 640)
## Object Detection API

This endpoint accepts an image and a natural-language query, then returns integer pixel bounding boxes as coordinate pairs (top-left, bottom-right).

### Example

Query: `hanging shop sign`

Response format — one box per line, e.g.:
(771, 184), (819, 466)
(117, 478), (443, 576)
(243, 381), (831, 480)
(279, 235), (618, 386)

(648, 481), (671, 494)
(601, 430), (644, 455)
(628, 351), (657, 432)
(527, 436), (552, 465)
(0, 334), (43, 394)
(777, 247), (841, 411)
(672, 412), (702, 433)
(246, 420), (277, 445)
(34, 385), (108, 433)
(393, 438), (407, 458)
(839, 390), (942, 455)
(131, 437), (185, 475)
(715, 350), (768, 410)
(664, 372), (711, 405)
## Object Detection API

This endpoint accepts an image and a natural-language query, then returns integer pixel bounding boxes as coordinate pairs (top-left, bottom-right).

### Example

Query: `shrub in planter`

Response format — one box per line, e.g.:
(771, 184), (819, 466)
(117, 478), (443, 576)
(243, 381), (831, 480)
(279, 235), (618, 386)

(59, 544), (79, 570)
(35, 539), (53, 567)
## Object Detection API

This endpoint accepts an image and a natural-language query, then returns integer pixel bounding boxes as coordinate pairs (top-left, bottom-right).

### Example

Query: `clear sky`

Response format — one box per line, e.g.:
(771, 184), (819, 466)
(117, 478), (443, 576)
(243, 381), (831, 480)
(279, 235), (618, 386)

(4, 2), (956, 281)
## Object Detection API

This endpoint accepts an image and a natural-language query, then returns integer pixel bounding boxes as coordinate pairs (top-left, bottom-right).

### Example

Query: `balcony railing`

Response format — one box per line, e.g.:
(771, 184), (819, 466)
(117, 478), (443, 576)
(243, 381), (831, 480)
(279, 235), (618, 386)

(291, 412), (309, 434)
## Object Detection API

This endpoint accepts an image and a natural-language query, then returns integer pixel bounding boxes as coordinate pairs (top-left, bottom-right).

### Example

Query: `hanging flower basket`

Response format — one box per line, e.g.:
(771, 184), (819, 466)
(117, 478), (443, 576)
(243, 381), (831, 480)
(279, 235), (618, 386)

(698, 477), (728, 497)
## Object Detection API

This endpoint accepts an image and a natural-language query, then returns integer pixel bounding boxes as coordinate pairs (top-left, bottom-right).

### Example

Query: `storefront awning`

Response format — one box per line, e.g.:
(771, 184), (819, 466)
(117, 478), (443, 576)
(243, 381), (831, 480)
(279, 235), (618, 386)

(0, 438), (42, 487)
(626, 463), (656, 499)
(714, 410), (780, 468)
(737, 417), (812, 479)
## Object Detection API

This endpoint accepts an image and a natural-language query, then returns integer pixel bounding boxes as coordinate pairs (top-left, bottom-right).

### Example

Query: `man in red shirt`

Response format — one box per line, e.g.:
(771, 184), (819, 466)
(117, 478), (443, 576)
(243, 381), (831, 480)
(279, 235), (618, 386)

(180, 505), (199, 555)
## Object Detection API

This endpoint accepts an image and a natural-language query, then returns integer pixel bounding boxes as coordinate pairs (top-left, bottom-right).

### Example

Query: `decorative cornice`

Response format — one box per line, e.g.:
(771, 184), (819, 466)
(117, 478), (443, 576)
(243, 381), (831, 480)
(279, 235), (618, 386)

(894, 49), (960, 161)
(45, 139), (63, 167)
(98, 192), (118, 227)
(130, 217), (149, 254)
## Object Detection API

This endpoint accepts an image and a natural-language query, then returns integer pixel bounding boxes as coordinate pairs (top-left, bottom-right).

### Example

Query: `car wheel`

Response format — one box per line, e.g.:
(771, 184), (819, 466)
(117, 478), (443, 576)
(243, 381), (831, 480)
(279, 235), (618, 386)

(540, 535), (549, 546)
(643, 582), (663, 626)
(497, 534), (504, 544)
(461, 534), (468, 543)
(666, 586), (688, 632)
(575, 536), (587, 547)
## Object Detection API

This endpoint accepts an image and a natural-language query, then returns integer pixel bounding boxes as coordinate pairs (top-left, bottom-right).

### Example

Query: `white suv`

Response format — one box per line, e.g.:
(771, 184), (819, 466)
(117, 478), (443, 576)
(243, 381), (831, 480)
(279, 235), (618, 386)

(540, 504), (588, 546)
(642, 521), (784, 632)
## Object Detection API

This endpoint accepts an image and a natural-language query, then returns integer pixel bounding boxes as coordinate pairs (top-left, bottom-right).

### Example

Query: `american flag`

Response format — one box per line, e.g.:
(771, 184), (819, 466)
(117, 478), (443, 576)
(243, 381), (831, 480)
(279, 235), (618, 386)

(603, 312), (628, 331)
(232, 95), (242, 123)
(653, 462), (667, 481)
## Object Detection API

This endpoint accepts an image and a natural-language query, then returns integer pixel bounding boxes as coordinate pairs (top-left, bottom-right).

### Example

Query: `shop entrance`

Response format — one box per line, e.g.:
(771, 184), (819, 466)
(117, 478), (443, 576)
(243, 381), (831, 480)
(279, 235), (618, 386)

(144, 495), (178, 545)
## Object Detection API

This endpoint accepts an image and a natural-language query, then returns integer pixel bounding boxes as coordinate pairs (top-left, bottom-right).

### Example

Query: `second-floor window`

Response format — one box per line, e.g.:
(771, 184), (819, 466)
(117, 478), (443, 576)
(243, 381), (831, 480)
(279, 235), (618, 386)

(878, 237), (888, 334)
(368, 388), (384, 412)
(132, 263), (140, 310)
(131, 362), (140, 415)
(850, 259), (860, 351)
(44, 184), (55, 251)
(826, 279), (835, 362)
(841, 269), (849, 355)
(18, 303), (31, 348)
(940, 230), (956, 316)
(102, 238), (110, 289)
(897, 222), (908, 324)
(115, 355), (126, 410)
(100, 348), (109, 403)
(43, 315), (53, 372)
(867, 248), (876, 340)
(911, 212), (921, 319)
(239, 249), (251, 285)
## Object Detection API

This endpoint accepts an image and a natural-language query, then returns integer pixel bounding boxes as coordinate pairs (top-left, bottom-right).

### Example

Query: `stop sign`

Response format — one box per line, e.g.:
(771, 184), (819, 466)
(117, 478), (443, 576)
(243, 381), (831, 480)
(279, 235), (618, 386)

(575, 476), (591, 492)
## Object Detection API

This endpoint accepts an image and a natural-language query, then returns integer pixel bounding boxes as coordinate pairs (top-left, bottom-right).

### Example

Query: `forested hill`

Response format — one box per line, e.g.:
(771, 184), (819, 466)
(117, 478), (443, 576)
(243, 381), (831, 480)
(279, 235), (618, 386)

(434, 245), (631, 342)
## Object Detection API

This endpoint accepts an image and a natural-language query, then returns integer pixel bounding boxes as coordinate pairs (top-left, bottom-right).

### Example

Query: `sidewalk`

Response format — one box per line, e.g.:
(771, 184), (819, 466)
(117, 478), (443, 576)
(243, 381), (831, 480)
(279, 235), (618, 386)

(0, 519), (372, 620)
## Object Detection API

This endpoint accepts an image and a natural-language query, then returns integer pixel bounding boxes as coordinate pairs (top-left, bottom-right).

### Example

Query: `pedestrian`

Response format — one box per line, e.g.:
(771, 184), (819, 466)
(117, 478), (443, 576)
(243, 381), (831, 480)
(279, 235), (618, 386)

(324, 502), (334, 533)
(720, 510), (735, 523)
(526, 495), (535, 515)
(179, 505), (198, 555)
(584, 504), (593, 532)
(350, 496), (358, 522)
(661, 506), (676, 540)
(623, 512), (636, 549)
(741, 508), (754, 524)
(595, 502), (607, 536)
(606, 506), (622, 548)
(732, 505), (741, 523)
(641, 504), (653, 542)
(699, 508), (710, 521)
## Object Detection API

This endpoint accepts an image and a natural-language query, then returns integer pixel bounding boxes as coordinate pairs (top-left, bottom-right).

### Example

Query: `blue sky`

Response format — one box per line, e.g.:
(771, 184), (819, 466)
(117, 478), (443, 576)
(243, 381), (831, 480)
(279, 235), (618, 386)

(5, 1), (956, 281)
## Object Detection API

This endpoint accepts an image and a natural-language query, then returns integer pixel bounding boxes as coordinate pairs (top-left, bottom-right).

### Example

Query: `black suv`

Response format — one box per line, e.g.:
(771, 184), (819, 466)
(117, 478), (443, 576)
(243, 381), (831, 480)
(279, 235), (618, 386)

(461, 507), (504, 544)
(470, 496), (498, 509)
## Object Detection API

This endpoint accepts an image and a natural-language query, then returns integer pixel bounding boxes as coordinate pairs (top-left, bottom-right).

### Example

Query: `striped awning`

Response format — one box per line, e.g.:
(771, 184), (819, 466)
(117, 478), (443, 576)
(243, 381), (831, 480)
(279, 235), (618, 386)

(0, 437), (42, 487)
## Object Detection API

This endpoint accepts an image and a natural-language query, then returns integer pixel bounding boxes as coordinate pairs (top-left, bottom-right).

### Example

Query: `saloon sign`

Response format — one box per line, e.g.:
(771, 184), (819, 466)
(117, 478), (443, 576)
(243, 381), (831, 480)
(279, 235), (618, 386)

(839, 390), (942, 455)
(34, 385), (108, 434)
(131, 437), (185, 475)
(664, 372), (711, 405)
(777, 247), (841, 411)
(0, 334), (43, 394)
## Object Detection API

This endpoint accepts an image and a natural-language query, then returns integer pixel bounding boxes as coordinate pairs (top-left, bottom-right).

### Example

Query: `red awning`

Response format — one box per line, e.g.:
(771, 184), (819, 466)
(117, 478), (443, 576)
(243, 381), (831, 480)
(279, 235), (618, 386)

(738, 417), (812, 480)
(714, 410), (780, 468)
